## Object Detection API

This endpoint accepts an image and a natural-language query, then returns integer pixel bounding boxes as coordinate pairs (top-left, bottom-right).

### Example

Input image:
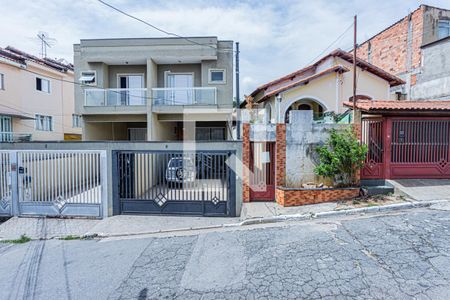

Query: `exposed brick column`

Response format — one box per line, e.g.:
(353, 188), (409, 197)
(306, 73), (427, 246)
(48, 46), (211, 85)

(242, 123), (251, 203)
(275, 124), (286, 187)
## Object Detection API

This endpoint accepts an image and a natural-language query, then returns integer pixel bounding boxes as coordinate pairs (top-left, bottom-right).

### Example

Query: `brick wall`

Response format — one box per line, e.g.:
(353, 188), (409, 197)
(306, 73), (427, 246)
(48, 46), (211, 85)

(242, 123), (250, 203)
(276, 187), (360, 207)
(356, 6), (424, 75)
(275, 124), (286, 187)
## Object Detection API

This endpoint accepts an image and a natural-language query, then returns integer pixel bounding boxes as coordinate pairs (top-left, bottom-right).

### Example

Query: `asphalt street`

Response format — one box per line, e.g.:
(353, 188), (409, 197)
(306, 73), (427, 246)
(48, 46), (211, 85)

(0, 207), (449, 299)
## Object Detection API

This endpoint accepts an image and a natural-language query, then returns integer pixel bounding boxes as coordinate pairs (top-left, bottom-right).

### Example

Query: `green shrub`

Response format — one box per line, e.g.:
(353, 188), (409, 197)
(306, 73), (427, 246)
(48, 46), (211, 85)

(314, 128), (367, 187)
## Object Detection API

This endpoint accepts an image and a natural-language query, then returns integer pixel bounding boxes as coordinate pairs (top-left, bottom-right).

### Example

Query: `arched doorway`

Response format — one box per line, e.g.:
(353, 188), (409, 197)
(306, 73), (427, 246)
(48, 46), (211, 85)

(284, 98), (326, 123)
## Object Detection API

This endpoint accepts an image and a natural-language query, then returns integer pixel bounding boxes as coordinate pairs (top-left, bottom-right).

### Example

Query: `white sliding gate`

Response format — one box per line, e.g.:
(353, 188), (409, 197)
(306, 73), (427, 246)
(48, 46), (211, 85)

(0, 150), (107, 218)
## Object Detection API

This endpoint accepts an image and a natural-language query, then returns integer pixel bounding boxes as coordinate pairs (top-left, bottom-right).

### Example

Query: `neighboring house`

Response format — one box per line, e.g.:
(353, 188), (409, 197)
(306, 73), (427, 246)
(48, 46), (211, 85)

(74, 37), (234, 141)
(356, 4), (450, 100)
(0, 46), (81, 142)
(244, 49), (404, 123)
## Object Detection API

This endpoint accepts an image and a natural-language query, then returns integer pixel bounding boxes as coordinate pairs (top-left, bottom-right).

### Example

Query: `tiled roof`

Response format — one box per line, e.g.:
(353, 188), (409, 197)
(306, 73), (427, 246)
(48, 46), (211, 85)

(0, 46), (73, 72)
(249, 48), (404, 100)
(263, 65), (349, 100)
(343, 100), (450, 112)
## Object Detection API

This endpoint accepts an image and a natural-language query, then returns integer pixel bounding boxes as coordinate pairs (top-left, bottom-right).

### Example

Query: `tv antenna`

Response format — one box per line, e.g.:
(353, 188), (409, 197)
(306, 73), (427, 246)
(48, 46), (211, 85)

(36, 31), (56, 58)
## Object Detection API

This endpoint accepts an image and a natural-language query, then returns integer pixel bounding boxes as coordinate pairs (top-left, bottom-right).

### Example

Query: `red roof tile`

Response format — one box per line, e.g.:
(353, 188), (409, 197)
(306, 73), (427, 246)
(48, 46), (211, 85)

(249, 48), (405, 103)
(0, 46), (73, 72)
(343, 100), (450, 111)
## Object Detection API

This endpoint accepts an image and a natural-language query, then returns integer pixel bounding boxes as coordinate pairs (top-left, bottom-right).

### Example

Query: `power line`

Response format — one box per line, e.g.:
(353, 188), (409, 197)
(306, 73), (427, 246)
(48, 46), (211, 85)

(305, 22), (354, 67)
(96, 0), (220, 51)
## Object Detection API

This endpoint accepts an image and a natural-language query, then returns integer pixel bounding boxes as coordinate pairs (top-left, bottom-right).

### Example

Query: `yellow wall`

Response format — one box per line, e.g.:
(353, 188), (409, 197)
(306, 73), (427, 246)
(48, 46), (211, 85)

(0, 59), (81, 141)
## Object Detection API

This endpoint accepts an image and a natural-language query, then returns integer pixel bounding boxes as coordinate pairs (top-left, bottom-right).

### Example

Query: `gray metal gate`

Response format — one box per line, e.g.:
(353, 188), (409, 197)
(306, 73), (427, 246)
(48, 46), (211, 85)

(0, 152), (12, 216)
(0, 150), (107, 218)
(113, 150), (236, 216)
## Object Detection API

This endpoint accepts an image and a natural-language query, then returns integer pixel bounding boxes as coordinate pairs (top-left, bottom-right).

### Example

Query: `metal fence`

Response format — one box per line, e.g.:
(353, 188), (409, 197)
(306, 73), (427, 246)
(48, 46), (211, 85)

(114, 150), (235, 216)
(0, 152), (12, 215)
(0, 150), (106, 218)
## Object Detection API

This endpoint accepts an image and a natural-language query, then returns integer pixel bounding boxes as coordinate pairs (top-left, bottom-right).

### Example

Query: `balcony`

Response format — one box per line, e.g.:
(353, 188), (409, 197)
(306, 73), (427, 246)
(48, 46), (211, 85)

(84, 88), (147, 106)
(152, 87), (217, 106)
(0, 132), (32, 142)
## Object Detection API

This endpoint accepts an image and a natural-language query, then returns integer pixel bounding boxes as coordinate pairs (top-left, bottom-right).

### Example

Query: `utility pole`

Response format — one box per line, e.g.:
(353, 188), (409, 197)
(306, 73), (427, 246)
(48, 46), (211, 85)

(352, 15), (357, 113)
(235, 42), (241, 140)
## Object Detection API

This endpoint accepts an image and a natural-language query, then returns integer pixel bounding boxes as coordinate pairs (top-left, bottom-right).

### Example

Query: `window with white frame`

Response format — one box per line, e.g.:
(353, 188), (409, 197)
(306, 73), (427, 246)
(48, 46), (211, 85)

(438, 20), (450, 39)
(0, 73), (4, 90)
(35, 114), (53, 131)
(36, 77), (50, 93)
(72, 114), (82, 128)
(79, 71), (96, 86)
(208, 69), (226, 84)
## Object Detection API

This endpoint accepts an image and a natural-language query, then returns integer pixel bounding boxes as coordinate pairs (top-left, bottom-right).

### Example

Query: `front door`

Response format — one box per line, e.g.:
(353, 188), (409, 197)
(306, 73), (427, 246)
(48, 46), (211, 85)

(117, 74), (144, 105)
(166, 73), (193, 105)
(250, 142), (275, 201)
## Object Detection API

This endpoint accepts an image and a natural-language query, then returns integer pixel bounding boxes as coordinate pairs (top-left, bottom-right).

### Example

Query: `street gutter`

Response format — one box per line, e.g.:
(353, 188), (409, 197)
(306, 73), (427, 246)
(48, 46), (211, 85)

(85, 199), (449, 239)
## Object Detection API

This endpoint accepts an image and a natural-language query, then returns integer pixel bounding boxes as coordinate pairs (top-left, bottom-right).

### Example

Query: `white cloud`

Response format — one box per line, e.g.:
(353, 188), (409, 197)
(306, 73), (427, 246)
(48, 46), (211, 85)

(1, 0), (449, 94)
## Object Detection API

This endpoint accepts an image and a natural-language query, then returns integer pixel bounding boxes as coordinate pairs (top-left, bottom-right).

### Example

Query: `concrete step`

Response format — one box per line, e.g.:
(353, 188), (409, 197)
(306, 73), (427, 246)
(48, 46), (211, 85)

(362, 185), (394, 196)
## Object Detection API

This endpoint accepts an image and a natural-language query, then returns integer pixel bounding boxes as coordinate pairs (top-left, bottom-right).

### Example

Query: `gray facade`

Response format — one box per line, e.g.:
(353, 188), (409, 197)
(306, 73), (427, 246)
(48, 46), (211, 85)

(73, 37), (234, 141)
(412, 37), (450, 100)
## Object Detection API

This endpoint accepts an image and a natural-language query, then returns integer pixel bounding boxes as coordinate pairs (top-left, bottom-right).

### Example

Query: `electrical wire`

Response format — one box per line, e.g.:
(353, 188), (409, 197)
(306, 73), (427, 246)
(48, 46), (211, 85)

(96, 0), (222, 51)
(304, 22), (354, 67)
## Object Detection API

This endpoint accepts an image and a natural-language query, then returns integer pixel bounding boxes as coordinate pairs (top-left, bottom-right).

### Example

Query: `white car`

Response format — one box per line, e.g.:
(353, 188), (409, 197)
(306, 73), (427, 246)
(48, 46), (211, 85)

(165, 157), (197, 185)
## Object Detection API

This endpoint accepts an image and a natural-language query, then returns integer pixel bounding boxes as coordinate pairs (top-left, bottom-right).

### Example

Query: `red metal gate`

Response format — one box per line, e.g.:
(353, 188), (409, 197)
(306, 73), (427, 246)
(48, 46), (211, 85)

(249, 142), (275, 201)
(361, 117), (450, 179)
(388, 118), (450, 179)
(361, 118), (385, 179)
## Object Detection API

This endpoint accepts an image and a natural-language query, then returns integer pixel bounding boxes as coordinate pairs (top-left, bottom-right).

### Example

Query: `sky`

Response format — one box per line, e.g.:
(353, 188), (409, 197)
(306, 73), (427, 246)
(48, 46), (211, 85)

(1, 0), (449, 94)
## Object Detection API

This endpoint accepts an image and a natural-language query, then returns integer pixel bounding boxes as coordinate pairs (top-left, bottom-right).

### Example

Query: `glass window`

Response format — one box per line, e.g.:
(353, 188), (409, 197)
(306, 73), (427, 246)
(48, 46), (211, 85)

(209, 69), (226, 84)
(195, 127), (226, 141)
(79, 71), (96, 85)
(438, 20), (450, 39)
(0, 73), (4, 90)
(35, 114), (53, 131)
(36, 77), (50, 93)
(72, 114), (82, 128)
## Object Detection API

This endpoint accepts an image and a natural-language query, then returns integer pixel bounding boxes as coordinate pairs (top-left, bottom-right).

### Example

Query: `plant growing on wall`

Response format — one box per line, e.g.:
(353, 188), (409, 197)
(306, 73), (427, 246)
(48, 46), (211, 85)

(314, 128), (367, 187)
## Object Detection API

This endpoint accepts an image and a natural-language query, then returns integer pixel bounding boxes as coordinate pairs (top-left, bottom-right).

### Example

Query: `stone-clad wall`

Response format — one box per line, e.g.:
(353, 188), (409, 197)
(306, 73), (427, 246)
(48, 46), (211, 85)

(276, 187), (360, 207)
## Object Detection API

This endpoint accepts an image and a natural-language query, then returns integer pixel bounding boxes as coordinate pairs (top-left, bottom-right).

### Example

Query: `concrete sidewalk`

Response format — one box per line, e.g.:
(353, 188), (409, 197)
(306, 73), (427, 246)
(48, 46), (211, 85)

(1, 196), (448, 241)
(388, 179), (450, 201)
(0, 202), (339, 240)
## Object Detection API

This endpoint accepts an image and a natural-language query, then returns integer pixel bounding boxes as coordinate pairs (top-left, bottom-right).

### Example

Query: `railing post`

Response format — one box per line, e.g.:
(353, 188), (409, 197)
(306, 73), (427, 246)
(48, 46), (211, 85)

(100, 150), (109, 218)
(10, 151), (19, 216)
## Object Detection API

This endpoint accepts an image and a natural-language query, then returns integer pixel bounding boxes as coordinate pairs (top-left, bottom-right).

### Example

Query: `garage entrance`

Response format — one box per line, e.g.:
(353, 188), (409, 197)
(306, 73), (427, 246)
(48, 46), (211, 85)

(361, 117), (450, 179)
(113, 150), (236, 216)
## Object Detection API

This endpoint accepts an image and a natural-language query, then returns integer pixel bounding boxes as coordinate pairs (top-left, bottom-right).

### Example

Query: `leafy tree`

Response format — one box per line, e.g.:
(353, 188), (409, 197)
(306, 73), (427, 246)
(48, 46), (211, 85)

(314, 128), (367, 187)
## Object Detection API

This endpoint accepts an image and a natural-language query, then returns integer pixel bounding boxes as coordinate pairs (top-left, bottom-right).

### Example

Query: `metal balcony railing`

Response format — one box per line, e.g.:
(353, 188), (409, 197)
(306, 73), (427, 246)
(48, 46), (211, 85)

(0, 132), (32, 142)
(152, 87), (217, 106)
(84, 88), (147, 106)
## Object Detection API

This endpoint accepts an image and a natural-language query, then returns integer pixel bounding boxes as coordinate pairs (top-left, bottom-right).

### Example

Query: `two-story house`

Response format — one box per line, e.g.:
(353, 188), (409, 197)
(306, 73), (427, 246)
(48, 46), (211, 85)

(356, 4), (450, 100)
(0, 46), (81, 142)
(74, 37), (234, 141)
